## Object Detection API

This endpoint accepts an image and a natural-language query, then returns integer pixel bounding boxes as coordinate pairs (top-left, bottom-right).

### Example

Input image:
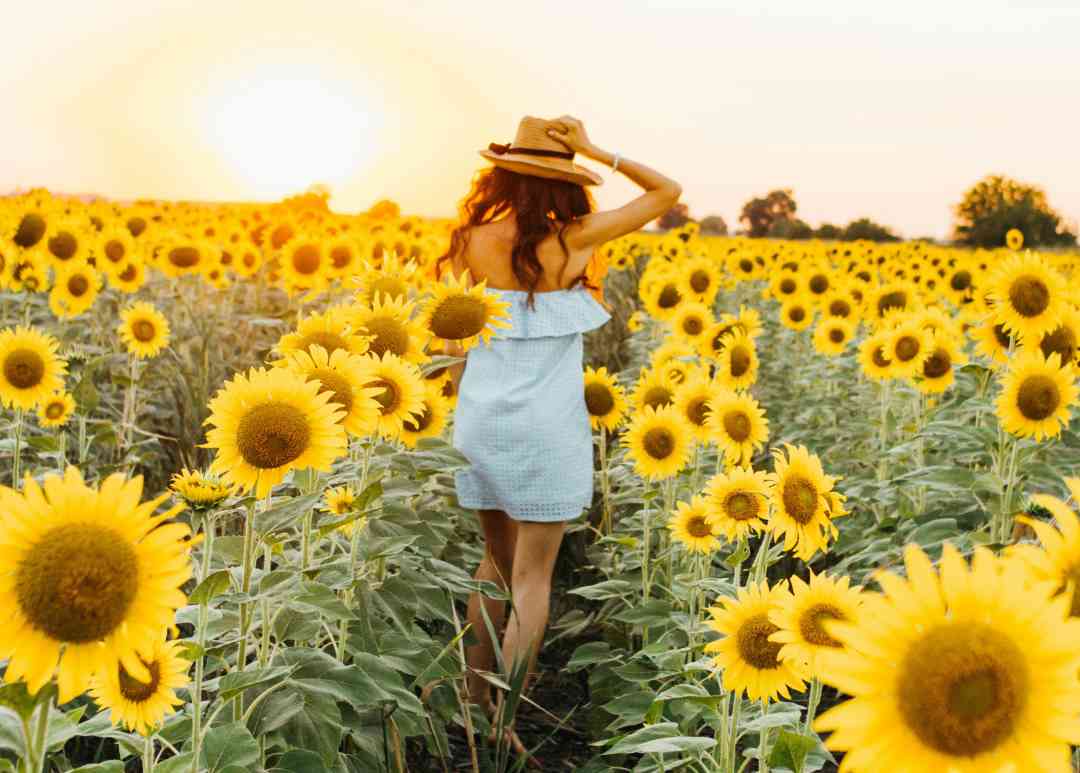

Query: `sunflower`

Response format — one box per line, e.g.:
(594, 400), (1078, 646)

(10, 206), (52, 254)
(668, 495), (722, 554)
(203, 367), (348, 498)
(821, 288), (859, 322)
(95, 226), (137, 276)
(583, 366), (628, 431)
(0, 326), (67, 410)
(703, 466), (772, 541)
(679, 256), (721, 305)
(670, 301), (713, 345)
(642, 277), (683, 321)
(350, 294), (429, 364)
(118, 303), (171, 359)
(672, 374), (722, 443)
(812, 317), (856, 357)
(107, 259), (146, 294)
(1008, 478), (1080, 616)
(416, 271), (512, 352)
(169, 469), (236, 510)
(815, 543), (1080, 772)
(915, 332), (968, 394)
(323, 485), (356, 516)
(48, 264), (101, 320)
(361, 351), (427, 439)
(36, 391), (76, 428)
(1006, 227), (1024, 250)
(768, 444), (845, 562)
(0, 467), (194, 702)
(969, 315), (1017, 366)
(276, 307), (370, 359)
(622, 405), (692, 481)
(279, 233), (328, 291)
(779, 297), (815, 332)
(704, 581), (807, 702)
(400, 382), (451, 448)
(1025, 304), (1079, 369)
(769, 572), (862, 676)
(157, 237), (215, 279)
(988, 252), (1068, 343)
(278, 344), (383, 438)
(769, 270), (803, 303)
(42, 219), (89, 270)
(885, 321), (932, 379)
(89, 638), (190, 735)
(713, 331), (758, 391)
(630, 367), (677, 413)
(868, 281), (919, 326)
(995, 351), (1077, 441)
(705, 389), (769, 466)
(627, 310), (646, 333)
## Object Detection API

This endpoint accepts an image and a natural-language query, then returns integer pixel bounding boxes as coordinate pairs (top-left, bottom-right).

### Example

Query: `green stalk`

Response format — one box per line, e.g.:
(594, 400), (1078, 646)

(56, 428), (66, 471)
(143, 734), (155, 772)
(642, 481), (654, 646)
(190, 514), (215, 771)
(25, 692), (52, 773)
(234, 498), (258, 720)
(758, 701), (771, 773)
(598, 425), (613, 535)
(11, 407), (24, 488)
(804, 677), (823, 733)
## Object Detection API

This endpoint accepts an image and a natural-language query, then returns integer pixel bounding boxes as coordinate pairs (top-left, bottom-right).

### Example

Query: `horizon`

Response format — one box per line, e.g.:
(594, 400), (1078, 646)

(4, 1), (1079, 239)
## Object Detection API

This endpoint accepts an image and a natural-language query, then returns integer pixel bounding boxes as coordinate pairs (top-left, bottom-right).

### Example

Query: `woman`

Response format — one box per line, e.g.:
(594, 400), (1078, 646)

(437, 115), (681, 758)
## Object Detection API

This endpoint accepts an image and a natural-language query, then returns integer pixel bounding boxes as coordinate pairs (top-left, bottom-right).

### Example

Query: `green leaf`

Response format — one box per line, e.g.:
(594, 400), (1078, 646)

(293, 581), (354, 620)
(612, 599), (672, 626)
(154, 753), (196, 773)
(217, 665), (294, 701)
(565, 641), (618, 671)
(767, 729), (819, 773)
(201, 721), (260, 772)
(189, 569), (233, 605)
(268, 749), (328, 773)
(603, 722), (716, 755)
(254, 493), (322, 535)
(568, 579), (635, 600)
(70, 763), (126, 773)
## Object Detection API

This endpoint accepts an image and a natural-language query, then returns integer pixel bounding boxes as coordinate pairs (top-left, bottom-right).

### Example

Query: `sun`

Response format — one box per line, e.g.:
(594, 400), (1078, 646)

(203, 66), (379, 198)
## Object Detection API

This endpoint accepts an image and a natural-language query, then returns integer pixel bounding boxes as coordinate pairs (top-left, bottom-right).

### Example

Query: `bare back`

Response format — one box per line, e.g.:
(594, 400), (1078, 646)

(452, 220), (595, 292)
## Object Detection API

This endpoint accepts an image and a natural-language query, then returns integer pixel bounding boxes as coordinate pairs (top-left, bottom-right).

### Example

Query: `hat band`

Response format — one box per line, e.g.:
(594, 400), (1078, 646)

(488, 142), (574, 160)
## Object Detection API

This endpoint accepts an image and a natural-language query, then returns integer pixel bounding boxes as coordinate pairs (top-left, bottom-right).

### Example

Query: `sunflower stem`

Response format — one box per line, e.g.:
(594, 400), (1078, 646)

(26, 689), (52, 773)
(727, 692), (742, 771)
(757, 700), (771, 773)
(642, 482), (654, 647)
(11, 407), (24, 488)
(599, 425), (613, 536)
(234, 497), (258, 720)
(751, 530), (772, 586)
(143, 733), (155, 773)
(190, 513), (215, 772)
(56, 428), (66, 471)
(804, 677), (823, 733)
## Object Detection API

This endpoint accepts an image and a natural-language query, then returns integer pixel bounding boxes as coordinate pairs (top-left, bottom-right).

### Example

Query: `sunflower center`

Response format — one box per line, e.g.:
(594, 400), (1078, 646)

(877, 290), (907, 315)
(430, 295), (487, 340)
(119, 659), (162, 703)
(308, 368), (354, 416)
(299, 331), (349, 356)
(642, 427), (675, 460)
(682, 317), (703, 336)
(643, 386), (674, 410)
(127, 217), (147, 237)
(950, 270), (972, 291)
(991, 323), (1013, 349)
(686, 397), (710, 427)
(779, 278), (797, 295)
(168, 246), (200, 268)
(1016, 375), (1060, 421)
(738, 259), (754, 274)
(923, 349), (951, 379)
(729, 347), (751, 378)
(235, 402), (311, 469)
(689, 270), (710, 293)
(323, 246), (349, 270)
(1008, 275), (1050, 318)
(15, 523), (139, 643)
(67, 275), (90, 297)
(829, 300), (851, 317)
(789, 306), (806, 323)
(14, 213), (47, 248)
(736, 613), (783, 670)
(686, 515), (712, 538)
(897, 622), (1029, 758)
(782, 477), (818, 524)
(722, 410), (751, 442)
(3, 348), (46, 389)
(799, 603), (845, 648)
(828, 328), (845, 344)
(1040, 325), (1077, 366)
(48, 232), (78, 261)
(894, 335), (920, 362)
(132, 320), (157, 342)
(809, 275), (828, 294)
(291, 244), (321, 275)
(724, 491), (759, 521)
(362, 317), (409, 358)
(118, 264), (138, 282)
(404, 403), (433, 432)
(45, 401), (65, 420)
(371, 379), (400, 415)
(584, 383), (615, 416)
(658, 285), (681, 309)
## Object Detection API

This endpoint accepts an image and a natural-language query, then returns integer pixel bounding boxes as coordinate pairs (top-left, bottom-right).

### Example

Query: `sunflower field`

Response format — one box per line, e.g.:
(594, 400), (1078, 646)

(0, 188), (1079, 773)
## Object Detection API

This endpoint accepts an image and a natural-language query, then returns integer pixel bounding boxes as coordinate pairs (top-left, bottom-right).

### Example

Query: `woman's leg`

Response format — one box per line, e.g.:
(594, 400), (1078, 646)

(465, 509), (517, 708)
(501, 519), (566, 692)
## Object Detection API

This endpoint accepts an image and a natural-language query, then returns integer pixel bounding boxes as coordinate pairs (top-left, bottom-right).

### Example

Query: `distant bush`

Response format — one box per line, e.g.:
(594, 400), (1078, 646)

(841, 217), (900, 242)
(657, 202), (692, 231)
(699, 214), (728, 235)
(953, 174), (1076, 248)
(767, 217), (813, 240)
(740, 189), (798, 238)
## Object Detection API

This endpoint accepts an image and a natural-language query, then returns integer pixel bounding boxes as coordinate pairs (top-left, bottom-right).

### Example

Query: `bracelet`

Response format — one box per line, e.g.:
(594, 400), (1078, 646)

(610, 152), (620, 173)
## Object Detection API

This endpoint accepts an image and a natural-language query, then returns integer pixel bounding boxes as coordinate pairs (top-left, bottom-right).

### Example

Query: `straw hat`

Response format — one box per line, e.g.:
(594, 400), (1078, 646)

(479, 116), (603, 186)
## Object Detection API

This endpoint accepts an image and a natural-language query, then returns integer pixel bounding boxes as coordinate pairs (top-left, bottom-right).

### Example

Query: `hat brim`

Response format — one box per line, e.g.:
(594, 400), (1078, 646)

(478, 150), (603, 186)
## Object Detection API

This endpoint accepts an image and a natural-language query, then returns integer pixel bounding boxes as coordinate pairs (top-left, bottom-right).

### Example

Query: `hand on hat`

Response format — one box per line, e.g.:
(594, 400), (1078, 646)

(546, 116), (593, 156)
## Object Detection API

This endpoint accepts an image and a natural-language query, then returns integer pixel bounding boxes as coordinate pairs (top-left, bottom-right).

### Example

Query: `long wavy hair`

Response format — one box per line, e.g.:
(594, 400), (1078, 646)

(436, 166), (596, 306)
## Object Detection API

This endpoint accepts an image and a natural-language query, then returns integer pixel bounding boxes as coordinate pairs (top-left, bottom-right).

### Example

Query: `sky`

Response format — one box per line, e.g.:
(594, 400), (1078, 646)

(3, 0), (1079, 239)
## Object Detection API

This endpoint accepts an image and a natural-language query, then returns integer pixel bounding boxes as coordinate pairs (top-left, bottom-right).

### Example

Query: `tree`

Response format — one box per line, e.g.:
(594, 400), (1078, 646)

(739, 189), (797, 238)
(767, 217), (813, 240)
(841, 217), (900, 243)
(815, 223), (843, 240)
(657, 202), (692, 231)
(699, 215), (728, 236)
(367, 199), (401, 220)
(953, 174), (1076, 248)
